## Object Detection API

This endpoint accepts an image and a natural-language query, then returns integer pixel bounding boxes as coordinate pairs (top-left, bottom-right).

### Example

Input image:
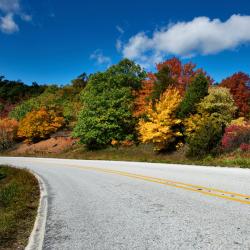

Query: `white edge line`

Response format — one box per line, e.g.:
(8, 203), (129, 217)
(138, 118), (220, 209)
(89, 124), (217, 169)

(25, 170), (48, 250)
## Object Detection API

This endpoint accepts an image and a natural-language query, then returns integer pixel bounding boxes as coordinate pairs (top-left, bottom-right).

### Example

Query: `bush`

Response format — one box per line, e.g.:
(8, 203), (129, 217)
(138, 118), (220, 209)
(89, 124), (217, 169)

(0, 118), (18, 150)
(186, 116), (224, 158)
(138, 88), (183, 152)
(240, 143), (250, 152)
(221, 122), (250, 152)
(17, 108), (64, 142)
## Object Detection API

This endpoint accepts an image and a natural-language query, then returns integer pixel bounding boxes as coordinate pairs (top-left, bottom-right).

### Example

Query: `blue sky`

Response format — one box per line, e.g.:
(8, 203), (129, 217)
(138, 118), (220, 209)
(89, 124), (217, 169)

(0, 0), (250, 85)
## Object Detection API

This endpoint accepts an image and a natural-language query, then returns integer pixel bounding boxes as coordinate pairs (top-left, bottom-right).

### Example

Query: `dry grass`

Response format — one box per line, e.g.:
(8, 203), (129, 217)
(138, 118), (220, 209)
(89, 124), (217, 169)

(0, 165), (40, 250)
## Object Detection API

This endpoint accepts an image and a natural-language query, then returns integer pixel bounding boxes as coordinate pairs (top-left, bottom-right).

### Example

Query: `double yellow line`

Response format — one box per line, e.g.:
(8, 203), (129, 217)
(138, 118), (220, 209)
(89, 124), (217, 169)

(72, 166), (250, 205)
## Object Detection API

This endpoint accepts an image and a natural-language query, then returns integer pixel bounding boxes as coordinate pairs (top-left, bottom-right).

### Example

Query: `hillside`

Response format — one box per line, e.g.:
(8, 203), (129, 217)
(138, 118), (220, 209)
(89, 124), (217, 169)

(0, 58), (250, 167)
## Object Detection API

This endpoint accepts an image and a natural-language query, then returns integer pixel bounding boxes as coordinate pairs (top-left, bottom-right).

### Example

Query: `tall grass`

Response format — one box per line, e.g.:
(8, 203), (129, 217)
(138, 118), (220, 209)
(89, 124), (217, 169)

(0, 166), (39, 249)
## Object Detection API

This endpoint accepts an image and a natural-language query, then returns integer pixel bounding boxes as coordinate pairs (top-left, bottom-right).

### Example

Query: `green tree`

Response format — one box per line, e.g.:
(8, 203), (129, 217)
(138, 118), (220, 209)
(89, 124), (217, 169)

(73, 59), (146, 149)
(187, 116), (224, 158)
(185, 87), (236, 157)
(151, 65), (174, 103)
(10, 85), (82, 124)
(197, 87), (236, 123)
(177, 74), (209, 118)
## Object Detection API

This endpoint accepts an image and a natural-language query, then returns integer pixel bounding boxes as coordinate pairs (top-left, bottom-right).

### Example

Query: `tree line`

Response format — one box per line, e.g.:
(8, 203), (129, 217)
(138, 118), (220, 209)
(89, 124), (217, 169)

(0, 58), (249, 158)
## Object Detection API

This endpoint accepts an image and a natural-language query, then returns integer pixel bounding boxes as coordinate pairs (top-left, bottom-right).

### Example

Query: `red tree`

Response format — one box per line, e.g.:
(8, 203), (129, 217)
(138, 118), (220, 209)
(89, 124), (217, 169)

(133, 57), (213, 117)
(220, 72), (250, 117)
(153, 57), (212, 95)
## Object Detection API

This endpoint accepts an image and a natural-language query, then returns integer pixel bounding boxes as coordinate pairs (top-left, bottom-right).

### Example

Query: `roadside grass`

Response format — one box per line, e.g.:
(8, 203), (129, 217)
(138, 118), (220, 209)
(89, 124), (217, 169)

(3, 143), (250, 168)
(0, 165), (40, 250)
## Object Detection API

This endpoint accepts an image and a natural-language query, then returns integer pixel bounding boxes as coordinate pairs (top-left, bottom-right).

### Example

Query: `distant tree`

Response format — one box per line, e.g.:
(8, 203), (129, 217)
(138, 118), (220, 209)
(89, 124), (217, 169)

(220, 72), (250, 117)
(71, 73), (88, 89)
(10, 85), (82, 124)
(0, 76), (46, 103)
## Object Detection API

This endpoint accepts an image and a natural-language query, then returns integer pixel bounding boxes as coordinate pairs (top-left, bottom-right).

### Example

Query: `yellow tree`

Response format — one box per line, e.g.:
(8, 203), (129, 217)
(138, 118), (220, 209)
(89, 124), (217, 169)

(18, 108), (64, 143)
(138, 88), (183, 151)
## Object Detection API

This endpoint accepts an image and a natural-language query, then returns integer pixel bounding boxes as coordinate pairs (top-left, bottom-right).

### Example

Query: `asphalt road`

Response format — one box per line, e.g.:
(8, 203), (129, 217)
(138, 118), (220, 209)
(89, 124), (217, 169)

(0, 157), (250, 250)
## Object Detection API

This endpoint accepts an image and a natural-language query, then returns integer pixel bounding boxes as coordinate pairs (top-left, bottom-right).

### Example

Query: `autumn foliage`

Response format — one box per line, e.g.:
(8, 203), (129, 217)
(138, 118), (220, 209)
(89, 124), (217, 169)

(184, 87), (236, 157)
(0, 57), (249, 160)
(220, 72), (250, 117)
(0, 118), (19, 150)
(153, 57), (212, 95)
(138, 88), (183, 151)
(18, 108), (64, 142)
(133, 80), (154, 117)
(133, 58), (212, 117)
(221, 119), (250, 152)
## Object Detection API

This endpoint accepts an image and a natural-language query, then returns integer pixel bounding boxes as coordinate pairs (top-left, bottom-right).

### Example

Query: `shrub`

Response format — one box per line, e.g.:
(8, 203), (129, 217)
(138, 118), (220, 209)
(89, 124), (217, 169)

(221, 122), (250, 152)
(138, 88), (183, 152)
(240, 143), (250, 152)
(0, 118), (18, 150)
(186, 115), (224, 158)
(17, 108), (64, 142)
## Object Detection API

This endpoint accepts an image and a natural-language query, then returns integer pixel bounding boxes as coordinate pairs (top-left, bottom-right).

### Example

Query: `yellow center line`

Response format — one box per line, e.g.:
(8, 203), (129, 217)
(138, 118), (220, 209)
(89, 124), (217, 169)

(70, 166), (250, 205)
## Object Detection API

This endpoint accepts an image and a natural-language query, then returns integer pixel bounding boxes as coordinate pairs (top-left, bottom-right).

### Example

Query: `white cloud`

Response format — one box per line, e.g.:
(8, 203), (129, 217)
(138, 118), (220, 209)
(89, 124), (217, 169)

(116, 39), (122, 51)
(0, 0), (20, 13)
(90, 50), (112, 66)
(0, 13), (18, 33)
(116, 25), (124, 34)
(21, 13), (32, 22)
(122, 15), (250, 66)
(0, 0), (32, 34)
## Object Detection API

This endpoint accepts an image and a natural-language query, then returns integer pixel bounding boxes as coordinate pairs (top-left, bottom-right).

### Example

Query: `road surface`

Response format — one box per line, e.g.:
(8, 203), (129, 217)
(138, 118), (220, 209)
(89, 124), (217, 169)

(0, 157), (250, 249)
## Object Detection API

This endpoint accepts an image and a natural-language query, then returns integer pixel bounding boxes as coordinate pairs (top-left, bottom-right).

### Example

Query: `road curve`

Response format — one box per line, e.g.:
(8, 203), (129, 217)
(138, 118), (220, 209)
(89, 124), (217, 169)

(0, 157), (250, 249)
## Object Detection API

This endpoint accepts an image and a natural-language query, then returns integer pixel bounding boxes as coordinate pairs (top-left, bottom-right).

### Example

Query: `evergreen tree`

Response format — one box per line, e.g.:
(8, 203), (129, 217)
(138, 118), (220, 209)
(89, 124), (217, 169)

(177, 73), (209, 118)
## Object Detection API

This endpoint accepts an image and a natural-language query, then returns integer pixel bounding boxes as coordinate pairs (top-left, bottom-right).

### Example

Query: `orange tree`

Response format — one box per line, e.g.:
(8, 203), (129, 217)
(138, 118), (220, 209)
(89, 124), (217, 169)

(133, 79), (154, 118)
(18, 108), (64, 142)
(0, 118), (18, 150)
